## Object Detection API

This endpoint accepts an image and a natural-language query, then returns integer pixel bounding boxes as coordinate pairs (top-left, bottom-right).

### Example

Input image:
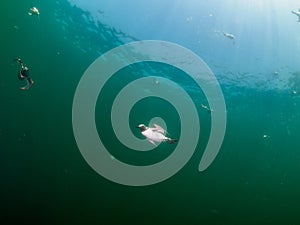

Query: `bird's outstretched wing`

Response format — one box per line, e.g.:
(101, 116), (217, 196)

(147, 138), (157, 146)
(152, 124), (166, 134)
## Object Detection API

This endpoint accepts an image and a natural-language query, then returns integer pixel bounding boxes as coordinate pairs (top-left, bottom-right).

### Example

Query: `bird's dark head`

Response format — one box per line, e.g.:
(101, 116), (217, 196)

(136, 124), (147, 132)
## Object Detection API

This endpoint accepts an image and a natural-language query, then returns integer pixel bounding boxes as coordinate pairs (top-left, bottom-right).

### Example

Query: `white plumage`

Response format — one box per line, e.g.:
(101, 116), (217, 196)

(136, 124), (177, 146)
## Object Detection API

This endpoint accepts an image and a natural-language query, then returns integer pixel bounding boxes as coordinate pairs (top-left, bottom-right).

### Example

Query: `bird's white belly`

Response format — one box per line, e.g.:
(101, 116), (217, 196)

(142, 130), (166, 142)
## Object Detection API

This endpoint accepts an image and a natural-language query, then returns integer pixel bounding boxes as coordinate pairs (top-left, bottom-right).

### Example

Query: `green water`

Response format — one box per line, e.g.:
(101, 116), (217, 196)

(1, 1), (300, 224)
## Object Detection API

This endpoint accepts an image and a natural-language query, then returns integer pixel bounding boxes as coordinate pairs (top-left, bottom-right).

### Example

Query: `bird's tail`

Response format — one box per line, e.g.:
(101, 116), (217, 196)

(167, 138), (178, 144)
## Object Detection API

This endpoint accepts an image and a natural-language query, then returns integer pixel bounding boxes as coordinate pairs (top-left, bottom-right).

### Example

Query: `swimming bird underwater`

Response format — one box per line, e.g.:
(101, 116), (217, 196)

(291, 9), (300, 22)
(136, 124), (177, 146)
(223, 32), (235, 39)
(28, 7), (40, 16)
(222, 32), (235, 44)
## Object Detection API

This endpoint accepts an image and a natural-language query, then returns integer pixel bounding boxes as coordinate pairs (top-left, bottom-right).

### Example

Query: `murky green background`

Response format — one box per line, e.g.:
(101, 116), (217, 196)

(1, 1), (300, 224)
